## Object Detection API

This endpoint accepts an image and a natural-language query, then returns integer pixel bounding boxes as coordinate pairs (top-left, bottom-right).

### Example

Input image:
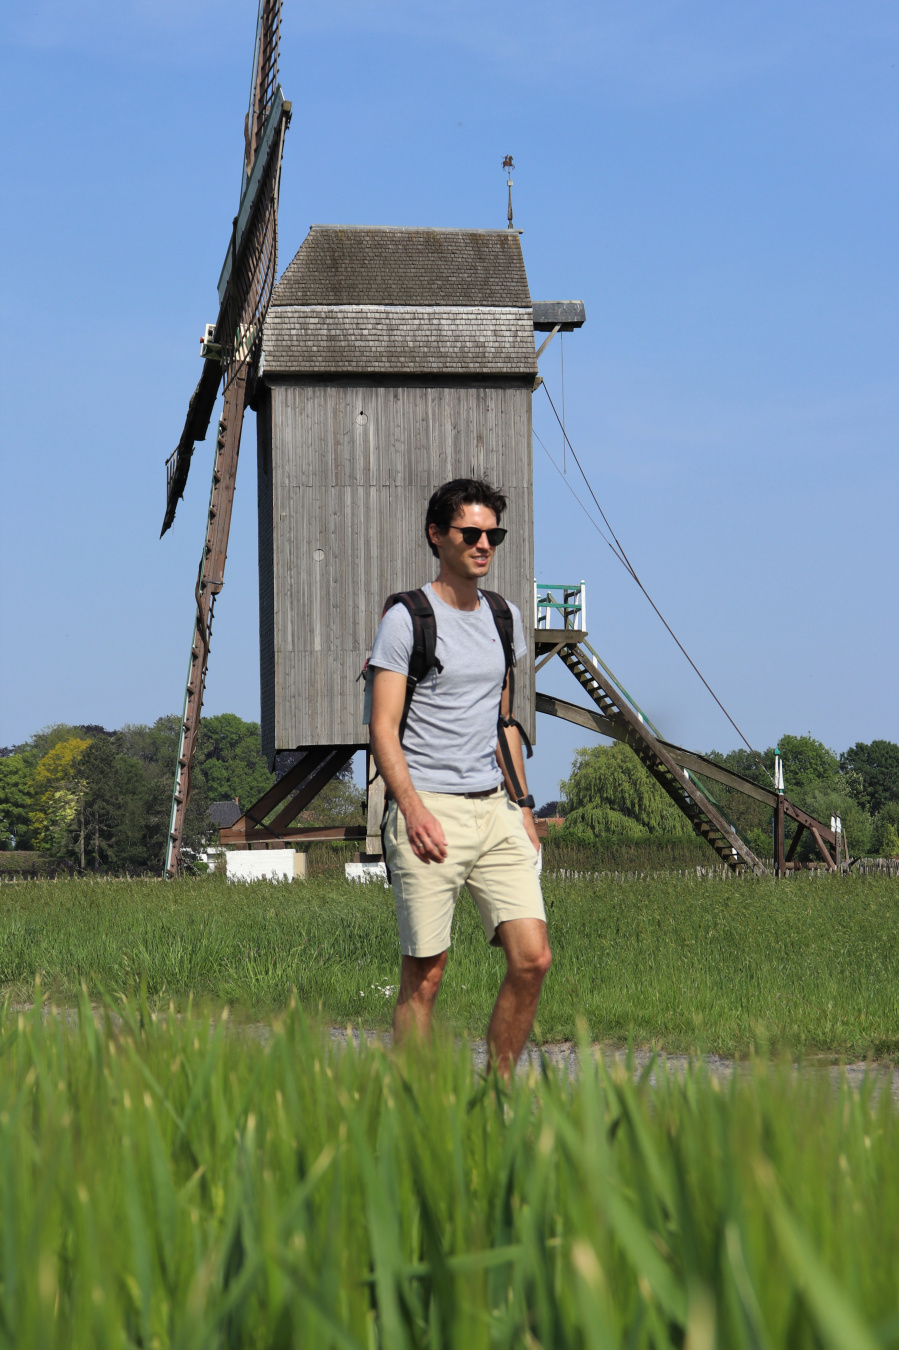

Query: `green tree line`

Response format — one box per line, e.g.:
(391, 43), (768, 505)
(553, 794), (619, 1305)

(557, 735), (899, 860)
(4, 716), (896, 871)
(0, 715), (363, 872)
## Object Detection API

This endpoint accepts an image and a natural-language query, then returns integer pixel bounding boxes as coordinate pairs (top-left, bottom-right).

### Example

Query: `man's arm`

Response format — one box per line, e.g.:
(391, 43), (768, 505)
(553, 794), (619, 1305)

(497, 674), (541, 853)
(368, 667), (448, 864)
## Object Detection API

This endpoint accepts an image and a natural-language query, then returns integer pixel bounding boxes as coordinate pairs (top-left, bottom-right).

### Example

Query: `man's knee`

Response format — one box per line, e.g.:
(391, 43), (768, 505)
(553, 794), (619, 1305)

(519, 943), (551, 983)
(501, 925), (552, 984)
(400, 951), (447, 1000)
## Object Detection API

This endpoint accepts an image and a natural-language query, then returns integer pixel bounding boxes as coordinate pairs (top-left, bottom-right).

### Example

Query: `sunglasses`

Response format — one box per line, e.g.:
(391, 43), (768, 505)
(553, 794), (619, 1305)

(448, 525), (508, 547)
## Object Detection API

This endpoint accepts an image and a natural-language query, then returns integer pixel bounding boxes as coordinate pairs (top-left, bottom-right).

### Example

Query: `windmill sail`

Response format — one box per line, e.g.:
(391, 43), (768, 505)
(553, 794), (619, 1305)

(162, 0), (289, 877)
(161, 0), (287, 537)
(246, 0), (282, 177)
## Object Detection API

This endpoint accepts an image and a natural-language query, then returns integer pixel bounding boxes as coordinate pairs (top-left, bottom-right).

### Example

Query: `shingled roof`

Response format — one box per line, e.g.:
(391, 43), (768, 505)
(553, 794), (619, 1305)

(263, 305), (536, 376)
(262, 226), (537, 377)
(271, 225), (532, 308)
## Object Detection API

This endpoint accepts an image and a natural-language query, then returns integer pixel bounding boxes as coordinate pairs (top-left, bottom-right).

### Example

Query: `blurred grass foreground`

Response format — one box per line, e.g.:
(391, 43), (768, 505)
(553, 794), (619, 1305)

(1, 995), (897, 1348)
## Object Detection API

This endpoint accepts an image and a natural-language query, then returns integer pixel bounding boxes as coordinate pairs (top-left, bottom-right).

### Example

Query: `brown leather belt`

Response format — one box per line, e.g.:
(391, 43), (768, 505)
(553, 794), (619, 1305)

(386, 786), (501, 804)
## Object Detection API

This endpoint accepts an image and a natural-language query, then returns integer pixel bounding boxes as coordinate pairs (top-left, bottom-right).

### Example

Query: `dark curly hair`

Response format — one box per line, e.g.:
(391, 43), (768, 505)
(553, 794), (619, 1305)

(424, 478), (508, 559)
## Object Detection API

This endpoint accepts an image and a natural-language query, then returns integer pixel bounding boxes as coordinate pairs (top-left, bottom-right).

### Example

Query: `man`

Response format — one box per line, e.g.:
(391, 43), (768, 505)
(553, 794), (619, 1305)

(367, 478), (551, 1075)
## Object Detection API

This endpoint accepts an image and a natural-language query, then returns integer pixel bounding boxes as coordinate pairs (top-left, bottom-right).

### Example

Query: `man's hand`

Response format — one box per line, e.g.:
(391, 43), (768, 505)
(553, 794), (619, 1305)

(402, 798), (448, 864)
(520, 807), (541, 855)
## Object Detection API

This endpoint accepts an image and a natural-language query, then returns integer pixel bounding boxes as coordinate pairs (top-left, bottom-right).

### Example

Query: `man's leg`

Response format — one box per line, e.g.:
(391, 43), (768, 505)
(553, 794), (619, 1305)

(393, 950), (448, 1043)
(486, 918), (552, 1076)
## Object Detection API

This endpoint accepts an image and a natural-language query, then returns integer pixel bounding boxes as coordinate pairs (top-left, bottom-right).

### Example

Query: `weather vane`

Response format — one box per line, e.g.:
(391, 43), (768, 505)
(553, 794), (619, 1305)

(502, 154), (515, 229)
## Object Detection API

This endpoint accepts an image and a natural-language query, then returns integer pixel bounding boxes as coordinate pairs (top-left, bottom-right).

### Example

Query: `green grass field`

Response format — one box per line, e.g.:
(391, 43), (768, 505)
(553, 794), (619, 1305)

(1, 872), (897, 1056)
(1, 995), (897, 1348)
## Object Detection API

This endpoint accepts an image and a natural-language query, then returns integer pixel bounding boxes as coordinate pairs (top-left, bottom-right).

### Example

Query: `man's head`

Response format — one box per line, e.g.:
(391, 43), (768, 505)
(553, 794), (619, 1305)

(425, 479), (508, 581)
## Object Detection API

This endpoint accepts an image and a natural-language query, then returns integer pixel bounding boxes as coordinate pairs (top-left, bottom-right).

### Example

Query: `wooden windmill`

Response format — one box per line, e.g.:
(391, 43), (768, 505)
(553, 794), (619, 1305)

(162, 7), (847, 880)
(161, 0), (291, 877)
(212, 225), (802, 877)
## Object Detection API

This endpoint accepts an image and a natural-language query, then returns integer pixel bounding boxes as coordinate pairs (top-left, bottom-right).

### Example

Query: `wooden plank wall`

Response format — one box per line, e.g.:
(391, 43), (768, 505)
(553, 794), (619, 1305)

(259, 380), (535, 751)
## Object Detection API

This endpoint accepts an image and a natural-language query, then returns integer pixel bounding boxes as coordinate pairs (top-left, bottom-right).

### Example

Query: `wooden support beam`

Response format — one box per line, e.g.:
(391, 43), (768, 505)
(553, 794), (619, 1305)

(536, 691), (621, 740)
(785, 823), (805, 862)
(220, 824), (367, 845)
(219, 745), (362, 846)
(537, 691), (777, 806)
(242, 747), (331, 826)
(535, 323), (562, 361)
(534, 639), (572, 674)
(266, 749), (356, 834)
(783, 800), (837, 847)
(809, 826), (837, 872)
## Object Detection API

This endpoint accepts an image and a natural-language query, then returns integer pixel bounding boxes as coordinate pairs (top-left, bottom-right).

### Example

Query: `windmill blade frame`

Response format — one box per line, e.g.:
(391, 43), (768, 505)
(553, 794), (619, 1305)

(246, 0), (283, 176)
(162, 0), (289, 877)
(161, 83), (290, 536)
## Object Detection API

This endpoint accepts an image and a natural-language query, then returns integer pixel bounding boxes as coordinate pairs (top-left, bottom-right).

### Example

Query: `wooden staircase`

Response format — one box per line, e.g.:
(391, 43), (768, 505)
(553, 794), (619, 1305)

(556, 642), (768, 874)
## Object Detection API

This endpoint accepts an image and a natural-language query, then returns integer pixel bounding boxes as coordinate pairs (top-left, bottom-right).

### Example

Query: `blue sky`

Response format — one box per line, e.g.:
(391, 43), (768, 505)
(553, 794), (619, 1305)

(1, 0), (896, 806)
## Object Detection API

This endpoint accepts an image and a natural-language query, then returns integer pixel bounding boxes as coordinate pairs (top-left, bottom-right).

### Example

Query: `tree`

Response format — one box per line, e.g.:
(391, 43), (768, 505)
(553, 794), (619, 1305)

(77, 737), (165, 872)
(196, 713), (274, 806)
(0, 755), (35, 849)
(872, 803), (899, 857)
(116, 717), (210, 869)
(776, 734), (842, 798)
(704, 747), (770, 785)
(880, 825), (899, 858)
(28, 724), (104, 762)
(798, 784), (872, 858)
(29, 737), (92, 854)
(840, 741), (899, 815)
(535, 800), (563, 818)
(560, 743), (692, 840)
(118, 717), (183, 769)
(771, 734), (875, 860)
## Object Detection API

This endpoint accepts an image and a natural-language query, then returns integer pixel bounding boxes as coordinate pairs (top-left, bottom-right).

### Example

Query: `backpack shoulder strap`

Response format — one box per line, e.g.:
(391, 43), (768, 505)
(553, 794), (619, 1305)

(478, 589), (516, 676)
(381, 588), (442, 741)
(477, 590), (533, 800)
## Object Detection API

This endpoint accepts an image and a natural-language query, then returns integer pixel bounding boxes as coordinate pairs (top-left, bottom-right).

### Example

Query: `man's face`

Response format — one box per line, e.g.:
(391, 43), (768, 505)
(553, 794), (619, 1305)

(429, 502), (499, 580)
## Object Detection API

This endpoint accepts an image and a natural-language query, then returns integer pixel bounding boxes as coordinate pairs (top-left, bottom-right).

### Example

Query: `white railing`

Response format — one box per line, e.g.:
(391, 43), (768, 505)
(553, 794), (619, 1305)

(534, 580), (587, 631)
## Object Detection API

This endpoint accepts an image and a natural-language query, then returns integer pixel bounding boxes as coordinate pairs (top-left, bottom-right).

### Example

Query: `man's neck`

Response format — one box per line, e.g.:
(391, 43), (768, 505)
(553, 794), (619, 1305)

(430, 569), (481, 612)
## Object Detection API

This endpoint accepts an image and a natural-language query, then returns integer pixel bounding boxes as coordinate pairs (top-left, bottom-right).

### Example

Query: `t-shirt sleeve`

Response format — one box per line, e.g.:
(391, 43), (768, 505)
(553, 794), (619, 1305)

(368, 603), (414, 676)
(510, 602), (528, 663)
(362, 605), (414, 727)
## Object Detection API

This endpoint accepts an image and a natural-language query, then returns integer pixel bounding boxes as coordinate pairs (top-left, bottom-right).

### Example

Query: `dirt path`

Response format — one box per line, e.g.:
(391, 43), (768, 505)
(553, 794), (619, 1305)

(323, 1028), (899, 1098)
(12, 1006), (899, 1097)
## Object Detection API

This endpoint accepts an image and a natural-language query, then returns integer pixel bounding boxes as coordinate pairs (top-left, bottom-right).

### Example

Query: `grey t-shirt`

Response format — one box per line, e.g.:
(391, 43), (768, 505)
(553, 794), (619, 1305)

(364, 583), (528, 793)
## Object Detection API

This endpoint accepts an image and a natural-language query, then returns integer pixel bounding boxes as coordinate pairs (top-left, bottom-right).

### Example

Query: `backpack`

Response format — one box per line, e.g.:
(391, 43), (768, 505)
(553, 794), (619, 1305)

(371, 587), (533, 802)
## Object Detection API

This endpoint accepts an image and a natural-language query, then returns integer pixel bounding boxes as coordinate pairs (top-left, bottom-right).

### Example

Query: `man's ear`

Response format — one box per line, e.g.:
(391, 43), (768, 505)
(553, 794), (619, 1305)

(427, 522), (442, 548)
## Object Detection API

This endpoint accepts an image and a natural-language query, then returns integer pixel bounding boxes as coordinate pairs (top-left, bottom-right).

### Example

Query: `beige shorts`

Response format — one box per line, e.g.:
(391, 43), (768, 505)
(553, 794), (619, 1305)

(384, 787), (546, 957)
